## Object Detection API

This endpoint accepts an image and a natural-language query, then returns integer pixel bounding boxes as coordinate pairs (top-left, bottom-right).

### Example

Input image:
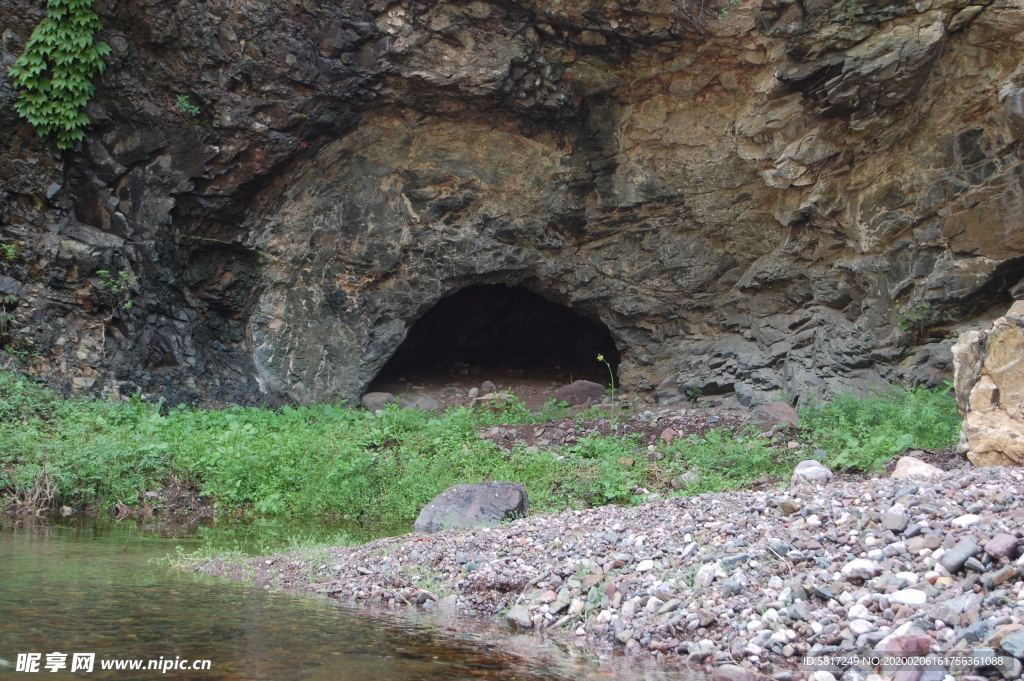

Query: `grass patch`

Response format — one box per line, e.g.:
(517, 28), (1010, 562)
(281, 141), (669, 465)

(799, 385), (961, 471)
(0, 367), (962, 521)
(0, 369), (658, 518)
(660, 427), (802, 493)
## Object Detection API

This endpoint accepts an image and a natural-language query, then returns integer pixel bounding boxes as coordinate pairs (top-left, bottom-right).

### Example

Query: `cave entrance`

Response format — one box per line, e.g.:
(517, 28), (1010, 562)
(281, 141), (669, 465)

(368, 284), (620, 409)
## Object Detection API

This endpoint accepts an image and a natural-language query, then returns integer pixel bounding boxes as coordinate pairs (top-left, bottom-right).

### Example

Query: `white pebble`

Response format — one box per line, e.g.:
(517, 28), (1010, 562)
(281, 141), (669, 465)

(889, 589), (927, 606)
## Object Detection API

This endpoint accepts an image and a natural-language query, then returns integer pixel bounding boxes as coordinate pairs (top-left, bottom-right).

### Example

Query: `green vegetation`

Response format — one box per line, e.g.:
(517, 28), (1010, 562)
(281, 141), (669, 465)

(0, 370), (658, 517)
(8, 0), (111, 149)
(897, 301), (932, 344)
(175, 94), (201, 119)
(96, 269), (136, 310)
(0, 294), (17, 347)
(800, 385), (960, 471)
(0, 367), (962, 521)
(0, 246), (17, 347)
(661, 428), (799, 493)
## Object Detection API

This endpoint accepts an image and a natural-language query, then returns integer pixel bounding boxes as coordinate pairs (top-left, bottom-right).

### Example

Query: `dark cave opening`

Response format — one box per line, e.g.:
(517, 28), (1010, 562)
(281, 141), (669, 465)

(374, 285), (620, 386)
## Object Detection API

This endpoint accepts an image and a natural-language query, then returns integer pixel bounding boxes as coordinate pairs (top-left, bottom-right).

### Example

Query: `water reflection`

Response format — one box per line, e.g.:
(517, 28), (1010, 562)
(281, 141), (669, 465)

(0, 518), (680, 681)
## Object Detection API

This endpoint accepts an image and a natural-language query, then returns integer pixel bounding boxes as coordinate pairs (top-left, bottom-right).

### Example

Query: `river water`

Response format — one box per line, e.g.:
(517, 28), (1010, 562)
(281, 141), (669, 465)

(0, 517), (674, 681)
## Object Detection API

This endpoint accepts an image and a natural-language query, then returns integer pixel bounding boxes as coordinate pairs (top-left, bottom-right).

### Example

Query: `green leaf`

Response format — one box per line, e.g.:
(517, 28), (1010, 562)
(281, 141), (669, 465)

(10, 0), (108, 148)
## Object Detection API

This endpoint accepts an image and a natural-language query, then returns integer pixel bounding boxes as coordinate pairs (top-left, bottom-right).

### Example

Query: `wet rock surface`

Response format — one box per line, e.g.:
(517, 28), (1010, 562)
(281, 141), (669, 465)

(2, 0), (1024, 406)
(199, 461), (1024, 677)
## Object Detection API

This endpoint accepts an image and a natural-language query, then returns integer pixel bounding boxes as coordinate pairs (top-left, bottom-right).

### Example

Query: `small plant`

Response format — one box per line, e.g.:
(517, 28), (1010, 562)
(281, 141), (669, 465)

(713, 0), (743, 18)
(537, 398), (570, 421)
(96, 269), (136, 310)
(596, 353), (619, 429)
(684, 384), (704, 403)
(8, 0), (111, 149)
(897, 301), (931, 343)
(1, 244), (17, 264)
(175, 94), (201, 119)
(0, 294), (18, 346)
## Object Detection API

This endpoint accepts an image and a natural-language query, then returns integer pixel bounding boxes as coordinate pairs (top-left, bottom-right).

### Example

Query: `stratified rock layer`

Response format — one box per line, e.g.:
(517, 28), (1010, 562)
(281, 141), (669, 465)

(952, 301), (1024, 467)
(2, 0), (1024, 406)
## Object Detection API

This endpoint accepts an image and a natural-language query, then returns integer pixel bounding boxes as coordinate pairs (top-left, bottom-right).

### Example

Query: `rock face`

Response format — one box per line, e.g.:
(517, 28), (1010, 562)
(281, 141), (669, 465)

(3, 0), (1024, 407)
(952, 302), (1024, 467)
(413, 481), (529, 534)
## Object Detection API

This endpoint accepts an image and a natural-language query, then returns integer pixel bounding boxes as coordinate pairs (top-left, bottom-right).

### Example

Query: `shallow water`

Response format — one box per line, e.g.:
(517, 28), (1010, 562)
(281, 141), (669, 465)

(0, 517), (675, 681)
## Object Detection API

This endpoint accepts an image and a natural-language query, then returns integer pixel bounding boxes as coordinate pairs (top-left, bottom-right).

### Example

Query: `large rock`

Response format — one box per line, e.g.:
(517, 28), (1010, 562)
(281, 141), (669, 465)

(553, 380), (607, 407)
(791, 460), (834, 486)
(747, 402), (800, 431)
(891, 455), (944, 479)
(362, 392), (397, 411)
(414, 482), (529, 534)
(941, 537), (981, 574)
(713, 665), (754, 681)
(952, 302), (1024, 467)
(400, 395), (440, 412)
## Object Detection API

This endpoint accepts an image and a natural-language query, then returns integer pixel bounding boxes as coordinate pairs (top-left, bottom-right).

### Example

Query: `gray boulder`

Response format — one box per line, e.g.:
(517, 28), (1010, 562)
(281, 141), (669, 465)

(414, 481), (529, 533)
(362, 392), (397, 411)
(941, 537), (981, 574)
(792, 459), (834, 486)
(554, 380), (606, 406)
(748, 401), (800, 430)
(506, 604), (533, 629)
(400, 395), (440, 411)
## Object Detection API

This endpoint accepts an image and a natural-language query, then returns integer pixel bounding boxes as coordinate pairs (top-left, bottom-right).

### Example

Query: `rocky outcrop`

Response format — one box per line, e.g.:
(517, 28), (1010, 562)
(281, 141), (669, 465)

(413, 481), (529, 533)
(952, 301), (1024, 467)
(2, 0), (1024, 407)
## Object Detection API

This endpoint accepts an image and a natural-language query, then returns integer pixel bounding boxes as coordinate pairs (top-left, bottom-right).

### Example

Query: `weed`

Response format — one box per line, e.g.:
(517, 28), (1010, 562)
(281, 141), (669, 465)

(1, 244), (17, 263)
(897, 302), (932, 344)
(799, 385), (959, 471)
(662, 427), (801, 493)
(536, 398), (570, 421)
(596, 353), (619, 429)
(713, 0), (743, 18)
(684, 384), (704, 403)
(0, 294), (17, 346)
(175, 94), (201, 119)
(95, 269), (136, 310)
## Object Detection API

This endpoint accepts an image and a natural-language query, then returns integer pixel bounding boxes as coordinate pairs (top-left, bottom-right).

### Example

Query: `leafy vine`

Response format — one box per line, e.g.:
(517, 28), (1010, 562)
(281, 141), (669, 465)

(8, 0), (111, 149)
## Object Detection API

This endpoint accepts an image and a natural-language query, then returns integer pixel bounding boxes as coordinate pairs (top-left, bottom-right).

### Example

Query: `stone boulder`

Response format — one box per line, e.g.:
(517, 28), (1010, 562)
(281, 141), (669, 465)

(791, 459), (834, 486)
(747, 401), (800, 431)
(891, 455), (944, 479)
(554, 380), (607, 406)
(414, 481), (529, 534)
(951, 301), (1024, 467)
(400, 395), (440, 411)
(362, 392), (397, 411)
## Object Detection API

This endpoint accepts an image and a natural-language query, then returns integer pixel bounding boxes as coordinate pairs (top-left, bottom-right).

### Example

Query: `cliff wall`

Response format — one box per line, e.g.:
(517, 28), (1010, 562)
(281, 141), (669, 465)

(2, 0), (1023, 406)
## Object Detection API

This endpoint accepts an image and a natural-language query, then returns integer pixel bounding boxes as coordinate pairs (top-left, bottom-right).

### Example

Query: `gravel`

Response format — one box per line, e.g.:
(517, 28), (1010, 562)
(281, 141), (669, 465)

(195, 464), (1024, 680)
